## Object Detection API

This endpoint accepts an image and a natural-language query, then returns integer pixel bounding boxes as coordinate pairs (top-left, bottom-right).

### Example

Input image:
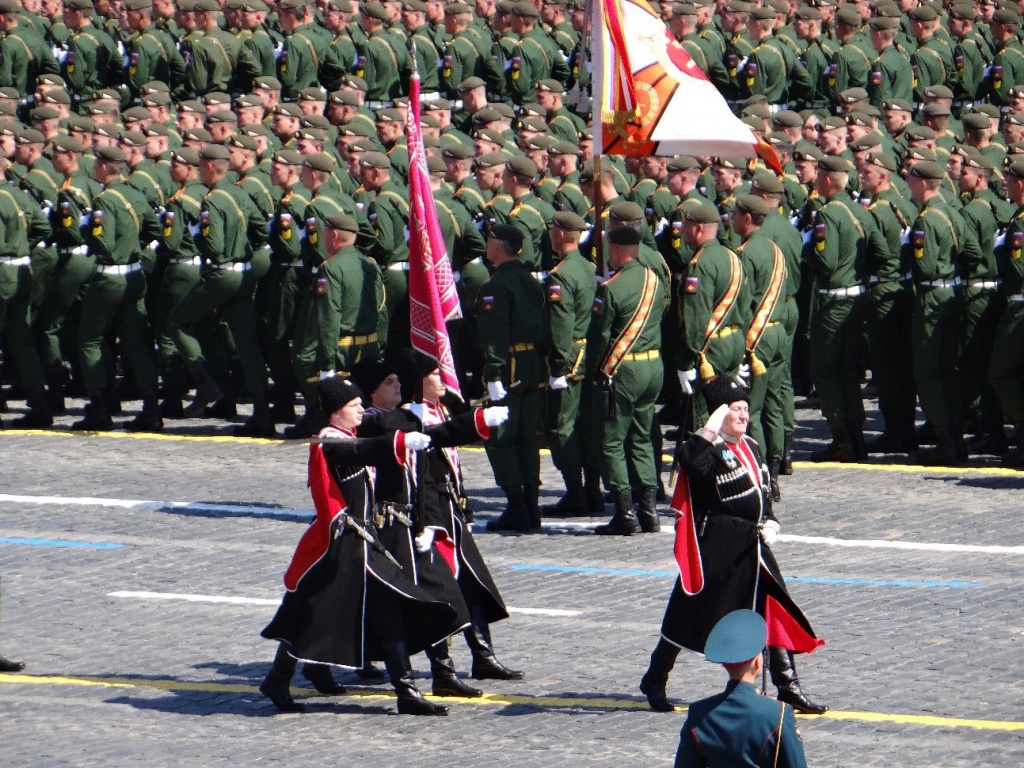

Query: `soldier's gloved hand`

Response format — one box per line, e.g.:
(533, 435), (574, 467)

(995, 229), (1008, 249)
(319, 370), (335, 380)
(736, 362), (751, 383)
(703, 403), (731, 435)
(482, 406), (509, 426)
(414, 527), (435, 553)
(404, 431), (431, 451)
(759, 519), (780, 547)
(487, 381), (507, 402)
(801, 228), (813, 246)
(678, 369), (697, 395)
(900, 227), (911, 246)
(548, 375), (569, 390)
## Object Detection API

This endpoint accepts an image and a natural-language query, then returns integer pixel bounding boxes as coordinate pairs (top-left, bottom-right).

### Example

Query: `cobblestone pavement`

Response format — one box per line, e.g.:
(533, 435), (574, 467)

(1, 399), (1022, 767)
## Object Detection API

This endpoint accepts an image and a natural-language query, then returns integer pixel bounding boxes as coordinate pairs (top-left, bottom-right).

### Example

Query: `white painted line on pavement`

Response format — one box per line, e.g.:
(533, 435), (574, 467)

(0, 493), (313, 520)
(781, 534), (1024, 555)
(107, 590), (582, 617)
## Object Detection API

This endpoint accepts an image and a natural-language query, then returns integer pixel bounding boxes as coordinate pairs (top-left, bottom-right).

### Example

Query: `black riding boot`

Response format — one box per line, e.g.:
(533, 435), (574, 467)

(183, 363), (224, 417)
(779, 433), (794, 475)
(594, 489), (641, 536)
(635, 487), (660, 533)
(300, 662), (347, 694)
(465, 610), (524, 680)
(383, 641), (449, 715)
(486, 486), (534, 532)
(584, 468), (606, 513)
(259, 643), (304, 712)
(543, 471), (588, 517)
(0, 654), (25, 673)
(126, 396), (164, 433)
(810, 422), (852, 462)
(639, 638), (680, 712)
(11, 385), (52, 428)
(769, 460), (782, 502)
(426, 641), (483, 697)
(523, 483), (541, 528)
(72, 391), (113, 431)
(768, 646), (828, 715)
(235, 396), (277, 438)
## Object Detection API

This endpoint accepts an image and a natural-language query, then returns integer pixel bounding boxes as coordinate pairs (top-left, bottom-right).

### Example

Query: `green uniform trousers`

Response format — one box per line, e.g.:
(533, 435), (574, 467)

(78, 269), (158, 395)
(780, 296), (798, 434)
(156, 261), (203, 395)
(485, 379), (541, 491)
(0, 261), (46, 390)
(912, 286), (963, 430)
(168, 265), (268, 398)
(748, 322), (787, 464)
(959, 286), (1005, 433)
(989, 299), (1024, 427)
(601, 358), (663, 493)
(545, 379), (584, 475)
(257, 263), (305, 401)
(810, 292), (868, 424)
(40, 250), (95, 386)
(867, 283), (916, 437)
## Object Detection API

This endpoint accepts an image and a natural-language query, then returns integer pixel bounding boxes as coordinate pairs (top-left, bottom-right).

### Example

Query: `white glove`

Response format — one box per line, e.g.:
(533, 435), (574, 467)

(900, 227), (911, 246)
(482, 406), (509, 426)
(414, 527), (435, 553)
(487, 381), (507, 402)
(319, 370), (335, 380)
(79, 212), (91, 227)
(404, 431), (432, 451)
(759, 519), (780, 547)
(703, 403), (730, 435)
(678, 369), (696, 395)
(548, 375), (569, 390)
(736, 362), (751, 383)
(188, 222), (200, 238)
(801, 228), (813, 246)
(995, 230), (1007, 249)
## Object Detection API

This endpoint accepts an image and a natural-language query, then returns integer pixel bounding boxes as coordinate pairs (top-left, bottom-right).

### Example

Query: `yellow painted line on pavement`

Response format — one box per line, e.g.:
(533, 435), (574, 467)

(2, 674), (1022, 730)
(0, 428), (279, 446)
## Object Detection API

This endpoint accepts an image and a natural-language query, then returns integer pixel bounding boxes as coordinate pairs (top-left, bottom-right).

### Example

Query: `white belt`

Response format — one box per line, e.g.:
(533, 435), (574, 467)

(419, 91), (440, 101)
(0, 256), (31, 266)
(96, 261), (141, 275)
(819, 284), (865, 297)
(919, 277), (961, 289)
(58, 246), (88, 256)
(1008, 294), (1024, 303)
(210, 261), (252, 272)
(169, 256), (202, 266)
(966, 279), (1000, 289)
(387, 262), (410, 272)
(367, 100), (393, 110)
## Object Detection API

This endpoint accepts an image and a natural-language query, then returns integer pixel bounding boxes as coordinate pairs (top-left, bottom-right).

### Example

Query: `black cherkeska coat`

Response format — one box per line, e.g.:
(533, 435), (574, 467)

(361, 402), (510, 628)
(660, 432), (821, 655)
(261, 426), (462, 668)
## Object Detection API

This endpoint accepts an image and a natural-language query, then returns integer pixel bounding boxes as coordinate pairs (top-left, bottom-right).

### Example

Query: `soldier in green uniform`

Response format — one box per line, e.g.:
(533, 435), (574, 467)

(73, 146), (162, 433)
(479, 224), (546, 532)
(155, 147), (207, 417)
(314, 213), (382, 379)
(356, 1), (410, 105)
(0, 176), (52, 427)
(742, 6), (811, 108)
(537, 79), (585, 145)
(548, 140), (588, 217)
(59, 0), (121, 101)
(276, 0), (345, 100)
(805, 155), (886, 462)
(167, 144), (274, 438)
(675, 203), (748, 427)
(989, 159), (1024, 469)
(906, 160), (976, 465)
(908, 6), (953, 107)
(958, 153), (1008, 454)
(182, 0), (260, 98)
(542, 211), (600, 517)
(732, 195), (788, 498)
(494, 155), (554, 274)
(984, 9), (1024, 111)
(593, 225), (666, 536)
(122, 0), (187, 101)
(0, 0), (60, 95)
(867, 16), (913, 108)
(856, 152), (918, 454)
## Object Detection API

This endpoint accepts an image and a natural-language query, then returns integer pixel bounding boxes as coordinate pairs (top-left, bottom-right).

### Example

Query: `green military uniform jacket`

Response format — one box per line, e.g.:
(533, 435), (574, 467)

(0, 23), (60, 94)
(545, 248), (595, 379)
(87, 180), (158, 266)
(358, 29), (409, 102)
(366, 179), (409, 267)
(268, 183), (310, 266)
(677, 238), (748, 373)
(51, 171), (100, 251)
(594, 258), (665, 375)
(807, 191), (886, 289)
(315, 243), (383, 373)
(184, 27), (261, 97)
(908, 196), (974, 284)
(476, 258), (546, 387)
(160, 179), (208, 262)
(500, 191), (555, 272)
(911, 35), (954, 104)
(196, 179), (266, 266)
(126, 27), (187, 100)
(278, 23), (345, 100)
(745, 34), (811, 105)
(302, 185), (361, 270)
(869, 45), (914, 108)
(62, 21), (120, 95)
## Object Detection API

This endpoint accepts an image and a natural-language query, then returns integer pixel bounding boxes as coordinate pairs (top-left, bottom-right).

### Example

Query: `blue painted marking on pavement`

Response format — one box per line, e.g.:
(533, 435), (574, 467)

(0, 537), (124, 549)
(507, 564), (984, 589)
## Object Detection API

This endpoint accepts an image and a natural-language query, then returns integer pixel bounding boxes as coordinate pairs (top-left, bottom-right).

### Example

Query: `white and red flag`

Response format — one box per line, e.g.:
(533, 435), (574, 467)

(591, 0), (782, 172)
(406, 68), (463, 397)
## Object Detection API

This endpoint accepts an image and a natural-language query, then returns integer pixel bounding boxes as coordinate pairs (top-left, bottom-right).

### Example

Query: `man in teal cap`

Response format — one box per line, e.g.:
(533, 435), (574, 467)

(674, 610), (808, 768)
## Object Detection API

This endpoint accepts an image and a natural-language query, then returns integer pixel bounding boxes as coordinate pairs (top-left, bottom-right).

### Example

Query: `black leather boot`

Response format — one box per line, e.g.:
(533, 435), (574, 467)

(465, 615), (524, 681)
(543, 472), (588, 517)
(584, 469), (606, 513)
(639, 638), (679, 712)
(523, 483), (541, 528)
(768, 646), (828, 715)
(846, 421), (867, 461)
(915, 426), (964, 466)
(10, 385), (52, 428)
(259, 643), (304, 712)
(126, 396), (164, 433)
(486, 487), (534, 532)
(235, 397), (277, 438)
(0, 654), (25, 673)
(594, 489), (641, 536)
(810, 422), (852, 462)
(300, 663), (347, 694)
(635, 487), (660, 533)
(426, 642), (483, 697)
(779, 433), (794, 475)
(769, 461), (782, 502)
(383, 642), (449, 715)
(183, 363), (224, 417)
(355, 662), (387, 681)
(72, 392), (113, 431)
